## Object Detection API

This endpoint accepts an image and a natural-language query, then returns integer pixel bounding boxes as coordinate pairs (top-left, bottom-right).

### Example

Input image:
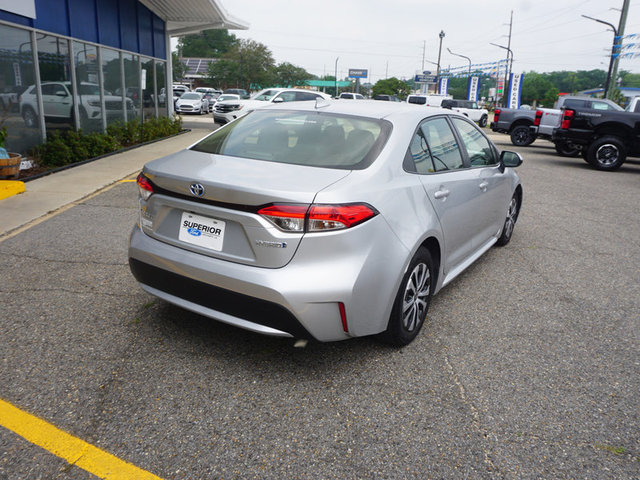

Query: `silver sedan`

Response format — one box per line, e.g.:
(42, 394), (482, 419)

(129, 101), (523, 346)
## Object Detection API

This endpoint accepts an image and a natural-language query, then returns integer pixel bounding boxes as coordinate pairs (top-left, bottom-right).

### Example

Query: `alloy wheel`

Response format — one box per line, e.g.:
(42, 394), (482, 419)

(402, 263), (431, 332)
(595, 143), (619, 167)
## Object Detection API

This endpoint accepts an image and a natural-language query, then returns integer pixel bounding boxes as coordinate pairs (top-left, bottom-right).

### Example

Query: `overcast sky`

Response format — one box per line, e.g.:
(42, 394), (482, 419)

(214, 0), (640, 83)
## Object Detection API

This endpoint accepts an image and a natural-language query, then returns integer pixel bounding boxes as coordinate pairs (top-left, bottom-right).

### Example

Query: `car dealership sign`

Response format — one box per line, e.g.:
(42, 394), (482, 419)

(348, 69), (368, 79)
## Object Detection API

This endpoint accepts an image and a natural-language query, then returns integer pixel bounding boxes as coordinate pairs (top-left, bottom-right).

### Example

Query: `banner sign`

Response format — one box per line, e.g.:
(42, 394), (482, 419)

(467, 76), (480, 101)
(438, 77), (449, 96)
(507, 73), (524, 109)
(348, 69), (368, 78)
(415, 74), (436, 84)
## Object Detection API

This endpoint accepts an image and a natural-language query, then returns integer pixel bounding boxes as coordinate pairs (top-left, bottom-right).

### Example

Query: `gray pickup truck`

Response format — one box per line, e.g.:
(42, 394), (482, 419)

(490, 107), (537, 146)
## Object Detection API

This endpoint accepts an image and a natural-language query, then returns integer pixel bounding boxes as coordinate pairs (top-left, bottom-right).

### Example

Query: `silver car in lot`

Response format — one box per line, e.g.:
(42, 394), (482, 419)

(129, 101), (523, 346)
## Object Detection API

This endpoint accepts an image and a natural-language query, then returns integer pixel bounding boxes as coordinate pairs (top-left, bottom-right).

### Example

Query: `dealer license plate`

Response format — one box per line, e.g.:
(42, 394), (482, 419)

(178, 212), (225, 251)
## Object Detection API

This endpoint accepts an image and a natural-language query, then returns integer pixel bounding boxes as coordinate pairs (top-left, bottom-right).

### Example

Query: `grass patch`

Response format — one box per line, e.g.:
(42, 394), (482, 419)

(596, 444), (627, 456)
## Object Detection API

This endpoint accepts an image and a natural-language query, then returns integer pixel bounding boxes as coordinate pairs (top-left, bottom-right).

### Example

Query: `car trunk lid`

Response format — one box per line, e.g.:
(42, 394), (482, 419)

(139, 149), (351, 268)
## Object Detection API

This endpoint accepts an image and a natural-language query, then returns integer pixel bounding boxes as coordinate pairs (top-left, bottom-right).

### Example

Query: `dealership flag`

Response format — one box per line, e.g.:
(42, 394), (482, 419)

(467, 76), (480, 101)
(507, 73), (524, 109)
(438, 77), (449, 96)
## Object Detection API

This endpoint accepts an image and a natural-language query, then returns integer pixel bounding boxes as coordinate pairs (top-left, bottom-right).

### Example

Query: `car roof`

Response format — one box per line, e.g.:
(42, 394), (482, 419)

(261, 99), (456, 122)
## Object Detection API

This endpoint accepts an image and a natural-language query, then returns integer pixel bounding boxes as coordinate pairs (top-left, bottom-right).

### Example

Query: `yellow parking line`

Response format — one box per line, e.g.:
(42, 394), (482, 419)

(0, 397), (164, 480)
(118, 179), (137, 183)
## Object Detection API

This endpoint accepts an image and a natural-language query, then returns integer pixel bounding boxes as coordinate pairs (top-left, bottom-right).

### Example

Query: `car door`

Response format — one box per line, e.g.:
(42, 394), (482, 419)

(411, 116), (482, 272)
(40, 84), (61, 118)
(450, 116), (511, 246)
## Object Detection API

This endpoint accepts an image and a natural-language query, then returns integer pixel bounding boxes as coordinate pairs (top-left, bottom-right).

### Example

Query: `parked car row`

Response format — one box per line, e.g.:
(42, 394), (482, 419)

(491, 94), (640, 171)
(213, 88), (330, 124)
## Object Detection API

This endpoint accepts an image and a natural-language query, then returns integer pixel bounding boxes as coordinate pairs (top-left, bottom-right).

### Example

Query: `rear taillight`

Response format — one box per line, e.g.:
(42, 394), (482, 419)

(257, 204), (307, 232)
(136, 172), (154, 200)
(494, 109), (501, 122)
(561, 109), (575, 129)
(534, 110), (543, 126)
(258, 203), (377, 233)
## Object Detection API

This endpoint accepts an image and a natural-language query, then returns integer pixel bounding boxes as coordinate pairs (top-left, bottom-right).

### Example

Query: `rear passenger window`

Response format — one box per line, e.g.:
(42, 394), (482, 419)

(451, 118), (497, 166)
(405, 130), (436, 174)
(420, 117), (464, 171)
(563, 99), (587, 109)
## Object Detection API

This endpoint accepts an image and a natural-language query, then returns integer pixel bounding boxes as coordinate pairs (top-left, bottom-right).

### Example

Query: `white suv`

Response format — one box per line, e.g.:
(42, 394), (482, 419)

(19, 81), (134, 127)
(339, 92), (364, 100)
(213, 88), (331, 124)
(441, 99), (489, 127)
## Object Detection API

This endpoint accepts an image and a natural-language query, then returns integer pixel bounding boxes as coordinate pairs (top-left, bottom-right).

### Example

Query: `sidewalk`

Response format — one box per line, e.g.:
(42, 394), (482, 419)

(0, 128), (210, 236)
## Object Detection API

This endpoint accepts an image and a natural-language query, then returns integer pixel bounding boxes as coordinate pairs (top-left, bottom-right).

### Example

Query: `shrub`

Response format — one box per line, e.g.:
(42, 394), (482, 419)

(36, 132), (75, 167)
(33, 117), (184, 169)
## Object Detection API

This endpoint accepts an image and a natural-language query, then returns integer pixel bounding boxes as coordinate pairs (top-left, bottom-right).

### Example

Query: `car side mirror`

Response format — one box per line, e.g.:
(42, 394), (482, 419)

(500, 151), (523, 168)
(272, 97), (284, 103)
(55, 91), (67, 97)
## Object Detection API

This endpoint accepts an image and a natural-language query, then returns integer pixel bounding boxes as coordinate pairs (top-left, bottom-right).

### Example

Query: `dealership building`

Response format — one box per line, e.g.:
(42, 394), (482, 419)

(0, 0), (247, 155)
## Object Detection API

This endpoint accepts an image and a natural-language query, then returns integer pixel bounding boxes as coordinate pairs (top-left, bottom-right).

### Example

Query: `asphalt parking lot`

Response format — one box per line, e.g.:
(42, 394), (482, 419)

(1, 115), (639, 479)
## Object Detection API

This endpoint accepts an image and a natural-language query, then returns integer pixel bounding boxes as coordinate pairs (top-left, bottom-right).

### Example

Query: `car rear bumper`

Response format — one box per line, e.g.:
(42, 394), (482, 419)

(128, 220), (409, 342)
(552, 128), (591, 146)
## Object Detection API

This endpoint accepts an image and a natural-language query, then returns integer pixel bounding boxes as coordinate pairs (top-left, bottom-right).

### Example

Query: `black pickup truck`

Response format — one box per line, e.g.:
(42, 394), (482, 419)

(552, 107), (640, 171)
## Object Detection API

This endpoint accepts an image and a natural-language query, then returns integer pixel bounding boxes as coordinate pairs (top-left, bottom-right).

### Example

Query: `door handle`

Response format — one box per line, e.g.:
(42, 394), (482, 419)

(434, 189), (450, 199)
(479, 181), (489, 191)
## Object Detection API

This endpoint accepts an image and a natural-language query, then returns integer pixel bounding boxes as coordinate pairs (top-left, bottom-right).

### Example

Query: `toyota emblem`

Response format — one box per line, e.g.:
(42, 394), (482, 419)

(189, 183), (205, 197)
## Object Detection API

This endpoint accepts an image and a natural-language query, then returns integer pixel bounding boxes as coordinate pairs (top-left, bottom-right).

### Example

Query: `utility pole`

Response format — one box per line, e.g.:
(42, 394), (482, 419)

(582, 15), (617, 98)
(422, 40), (426, 72)
(610, 0), (631, 98)
(504, 10), (513, 107)
(436, 30), (445, 90)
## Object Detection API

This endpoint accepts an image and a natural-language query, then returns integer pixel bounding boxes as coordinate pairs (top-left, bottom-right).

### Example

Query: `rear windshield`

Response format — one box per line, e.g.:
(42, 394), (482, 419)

(408, 96), (427, 105)
(191, 109), (392, 170)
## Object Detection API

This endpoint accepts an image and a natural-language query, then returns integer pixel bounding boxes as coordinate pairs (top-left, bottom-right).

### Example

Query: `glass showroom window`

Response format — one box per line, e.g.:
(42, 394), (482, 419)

(37, 34), (75, 134)
(141, 56), (155, 120)
(155, 60), (168, 117)
(101, 47), (125, 127)
(72, 41), (102, 133)
(0, 24), (42, 155)
(123, 53), (141, 122)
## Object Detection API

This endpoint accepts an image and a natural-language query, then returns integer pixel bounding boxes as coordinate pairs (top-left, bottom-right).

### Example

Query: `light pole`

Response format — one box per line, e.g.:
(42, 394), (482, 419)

(334, 57), (339, 98)
(436, 30), (445, 92)
(490, 42), (513, 107)
(582, 15), (617, 99)
(447, 48), (471, 77)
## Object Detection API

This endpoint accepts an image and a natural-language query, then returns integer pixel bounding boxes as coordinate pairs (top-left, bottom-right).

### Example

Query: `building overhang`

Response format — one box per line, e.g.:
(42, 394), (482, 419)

(139, 0), (249, 36)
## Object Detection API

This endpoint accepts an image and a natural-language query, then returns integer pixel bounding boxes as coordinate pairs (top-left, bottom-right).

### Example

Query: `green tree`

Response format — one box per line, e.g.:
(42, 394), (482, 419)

(172, 52), (188, 82)
(619, 70), (640, 87)
(273, 62), (313, 87)
(521, 72), (558, 107)
(372, 77), (410, 99)
(179, 29), (237, 57)
(208, 39), (275, 90)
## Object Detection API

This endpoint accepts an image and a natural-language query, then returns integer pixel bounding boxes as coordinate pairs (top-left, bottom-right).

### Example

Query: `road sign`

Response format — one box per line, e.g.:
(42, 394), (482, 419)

(414, 74), (436, 84)
(348, 69), (368, 78)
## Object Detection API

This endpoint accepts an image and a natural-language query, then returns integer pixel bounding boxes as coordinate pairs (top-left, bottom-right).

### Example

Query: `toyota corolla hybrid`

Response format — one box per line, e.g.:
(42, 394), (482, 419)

(129, 100), (523, 346)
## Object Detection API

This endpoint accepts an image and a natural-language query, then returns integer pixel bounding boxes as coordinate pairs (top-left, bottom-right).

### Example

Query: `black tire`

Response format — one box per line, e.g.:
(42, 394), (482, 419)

(510, 125), (535, 146)
(585, 136), (626, 171)
(554, 141), (580, 157)
(496, 192), (520, 246)
(380, 247), (435, 347)
(22, 107), (37, 128)
(479, 115), (488, 127)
